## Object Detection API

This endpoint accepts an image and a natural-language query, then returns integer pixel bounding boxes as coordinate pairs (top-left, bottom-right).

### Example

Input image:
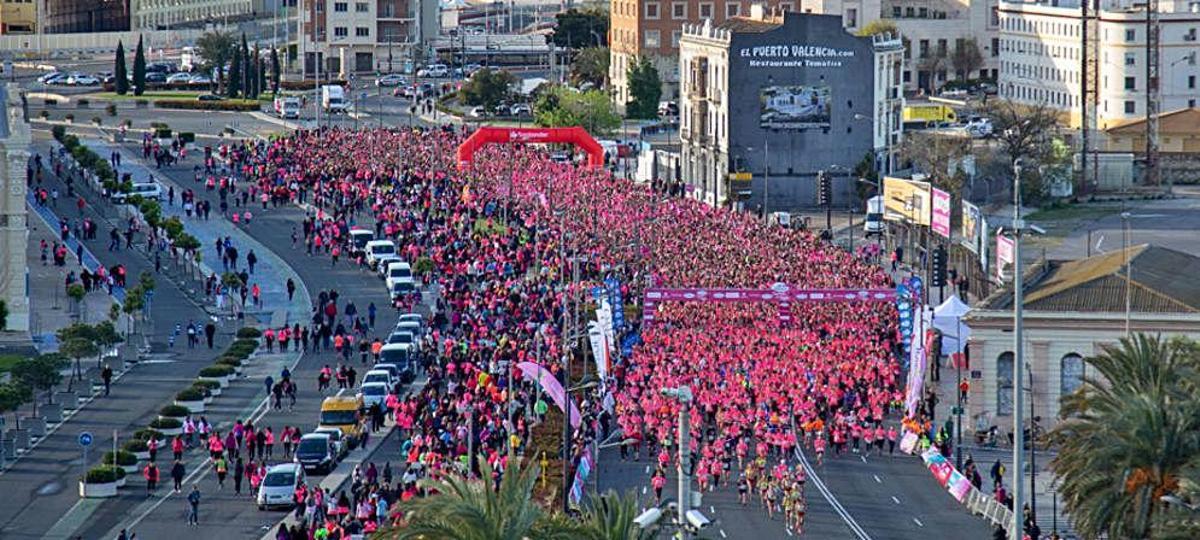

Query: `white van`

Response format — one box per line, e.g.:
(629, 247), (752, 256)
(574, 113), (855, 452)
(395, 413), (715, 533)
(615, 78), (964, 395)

(383, 261), (415, 289)
(112, 182), (163, 204)
(364, 240), (398, 270)
(864, 195), (884, 237)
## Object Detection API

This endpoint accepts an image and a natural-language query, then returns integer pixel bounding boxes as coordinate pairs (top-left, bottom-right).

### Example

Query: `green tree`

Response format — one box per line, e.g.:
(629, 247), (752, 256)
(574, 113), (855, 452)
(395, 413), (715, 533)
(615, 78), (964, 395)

(132, 35), (147, 96)
(114, 41), (129, 95)
(196, 30), (237, 94)
(59, 337), (99, 389)
(857, 19), (899, 37)
(91, 321), (123, 368)
(240, 34), (251, 99)
(459, 68), (517, 111)
(570, 46), (609, 88)
(384, 458), (585, 540)
(0, 381), (32, 429)
(227, 49), (242, 98)
(534, 85), (621, 135)
(1049, 334), (1200, 539)
(625, 57), (661, 120)
(580, 490), (663, 540)
(0, 299), (8, 331)
(550, 8), (609, 49)
(11, 354), (67, 414)
(270, 47), (281, 95)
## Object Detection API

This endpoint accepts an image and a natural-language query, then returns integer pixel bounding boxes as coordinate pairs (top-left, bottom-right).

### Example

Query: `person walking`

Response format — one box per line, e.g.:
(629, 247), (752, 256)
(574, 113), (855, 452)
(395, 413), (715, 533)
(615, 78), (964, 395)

(233, 456), (245, 495)
(204, 322), (216, 349)
(171, 459), (186, 492)
(143, 462), (160, 495)
(214, 456), (228, 489)
(186, 486), (201, 525)
(101, 364), (113, 396)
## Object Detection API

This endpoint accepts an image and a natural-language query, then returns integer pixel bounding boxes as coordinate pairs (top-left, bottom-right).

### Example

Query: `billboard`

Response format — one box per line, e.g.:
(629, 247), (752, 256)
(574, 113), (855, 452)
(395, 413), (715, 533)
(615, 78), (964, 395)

(961, 201), (982, 253)
(932, 188), (951, 238)
(996, 233), (1014, 282)
(759, 85), (832, 129)
(882, 177), (931, 226)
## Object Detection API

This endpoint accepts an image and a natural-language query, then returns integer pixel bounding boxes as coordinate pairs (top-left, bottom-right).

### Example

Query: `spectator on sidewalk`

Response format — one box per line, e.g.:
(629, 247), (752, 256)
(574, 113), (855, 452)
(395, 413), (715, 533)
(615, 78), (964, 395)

(101, 364), (113, 396)
(186, 486), (201, 525)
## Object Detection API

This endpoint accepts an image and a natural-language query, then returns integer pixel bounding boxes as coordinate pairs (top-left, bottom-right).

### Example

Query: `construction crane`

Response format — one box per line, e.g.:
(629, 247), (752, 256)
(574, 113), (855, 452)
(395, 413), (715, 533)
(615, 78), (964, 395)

(1081, 0), (1099, 195)
(1146, 0), (1161, 186)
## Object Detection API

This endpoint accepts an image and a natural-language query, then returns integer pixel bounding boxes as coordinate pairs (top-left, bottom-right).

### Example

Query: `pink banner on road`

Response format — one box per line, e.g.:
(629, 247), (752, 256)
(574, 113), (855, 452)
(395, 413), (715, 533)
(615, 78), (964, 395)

(516, 362), (582, 429)
(932, 187), (951, 238)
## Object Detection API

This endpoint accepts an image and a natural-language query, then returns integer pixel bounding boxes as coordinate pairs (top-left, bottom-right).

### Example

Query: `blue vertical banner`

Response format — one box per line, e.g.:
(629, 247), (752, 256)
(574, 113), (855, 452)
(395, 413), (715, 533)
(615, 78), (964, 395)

(604, 276), (625, 334)
(897, 283), (913, 366)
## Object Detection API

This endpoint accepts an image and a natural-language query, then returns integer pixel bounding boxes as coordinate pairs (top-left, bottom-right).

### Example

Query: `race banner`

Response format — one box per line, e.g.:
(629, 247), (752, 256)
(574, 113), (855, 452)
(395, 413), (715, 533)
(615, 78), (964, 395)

(932, 187), (951, 238)
(568, 447), (594, 507)
(515, 362), (581, 429)
(587, 321), (610, 382)
(996, 233), (1015, 282)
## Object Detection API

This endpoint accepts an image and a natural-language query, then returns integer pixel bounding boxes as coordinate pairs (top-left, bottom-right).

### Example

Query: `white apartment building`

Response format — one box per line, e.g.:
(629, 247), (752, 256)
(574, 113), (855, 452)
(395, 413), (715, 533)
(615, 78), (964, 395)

(998, 0), (1200, 129)
(131, 0), (255, 30)
(301, 0), (438, 76)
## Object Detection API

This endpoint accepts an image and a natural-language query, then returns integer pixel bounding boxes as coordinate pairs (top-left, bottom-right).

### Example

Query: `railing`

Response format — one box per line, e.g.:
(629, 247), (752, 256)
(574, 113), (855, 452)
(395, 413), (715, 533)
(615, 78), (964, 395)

(965, 486), (1016, 533)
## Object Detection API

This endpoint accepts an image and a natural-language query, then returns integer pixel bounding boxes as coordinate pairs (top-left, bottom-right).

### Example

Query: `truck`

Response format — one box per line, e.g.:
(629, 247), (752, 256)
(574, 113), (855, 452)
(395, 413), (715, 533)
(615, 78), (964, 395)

(321, 85), (348, 114)
(902, 104), (957, 129)
(864, 195), (885, 237)
(273, 95), (301, 119)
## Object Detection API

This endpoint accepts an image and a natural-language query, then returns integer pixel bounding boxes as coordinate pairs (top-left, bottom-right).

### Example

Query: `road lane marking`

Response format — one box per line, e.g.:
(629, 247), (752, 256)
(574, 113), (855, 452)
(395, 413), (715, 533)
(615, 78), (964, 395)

(719, 529), (727, 538)
(892, 496), (901, 505)
(913, 518), (924, 527)
(874, 475), (882, 484)
(794, 446), (872, 540)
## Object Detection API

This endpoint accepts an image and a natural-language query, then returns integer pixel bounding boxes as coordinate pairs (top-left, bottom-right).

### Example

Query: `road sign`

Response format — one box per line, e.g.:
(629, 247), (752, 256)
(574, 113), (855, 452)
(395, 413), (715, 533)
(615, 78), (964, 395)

(78, 431), (93, 447)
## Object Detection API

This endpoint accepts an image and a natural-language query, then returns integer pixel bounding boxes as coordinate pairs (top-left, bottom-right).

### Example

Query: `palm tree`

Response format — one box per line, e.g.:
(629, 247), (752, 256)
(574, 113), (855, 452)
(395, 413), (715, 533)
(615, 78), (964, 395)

(383, 458), (586, 540)
(579, 489), (662, 540)
(1049, 334), (1200, 539)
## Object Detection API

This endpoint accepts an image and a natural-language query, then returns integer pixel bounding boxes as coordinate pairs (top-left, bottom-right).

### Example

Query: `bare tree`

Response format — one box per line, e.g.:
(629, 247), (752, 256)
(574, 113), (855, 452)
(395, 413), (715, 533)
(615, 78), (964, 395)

(951, 39), (984, 81)
(919, 51), (949, 93)
(984, 99), (1061, 166)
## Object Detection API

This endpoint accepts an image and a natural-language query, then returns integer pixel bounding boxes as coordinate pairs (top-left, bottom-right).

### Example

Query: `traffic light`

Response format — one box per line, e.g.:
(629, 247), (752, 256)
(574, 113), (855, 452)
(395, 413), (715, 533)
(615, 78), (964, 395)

(818, 172), (832, 206)
(932, 245), (948, 287)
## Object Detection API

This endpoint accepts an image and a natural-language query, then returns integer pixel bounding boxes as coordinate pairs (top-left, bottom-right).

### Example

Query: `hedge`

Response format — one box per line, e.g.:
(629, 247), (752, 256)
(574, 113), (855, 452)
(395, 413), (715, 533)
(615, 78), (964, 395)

(175, 388), (204, 401)
(102, 450), (138, 466)
(214, 356), (242, 368)
(281, 79), (346, 91)
(85, 465), (124, 483)
(132, 428), (164, 442)
(236, 327), (262, 339)
(122, 439), (148, 452)
(198, 365), (234, 377)
(155, 99), (261, 112)
(159, 404), (189, 417)
(192, 379), (221, 391)
(149, 417), (183, 429)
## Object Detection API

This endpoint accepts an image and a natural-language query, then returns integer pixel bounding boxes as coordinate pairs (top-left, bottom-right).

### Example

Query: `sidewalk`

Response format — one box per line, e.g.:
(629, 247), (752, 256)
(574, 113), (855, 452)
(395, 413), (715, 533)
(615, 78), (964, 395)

(25, 220), (116, 350)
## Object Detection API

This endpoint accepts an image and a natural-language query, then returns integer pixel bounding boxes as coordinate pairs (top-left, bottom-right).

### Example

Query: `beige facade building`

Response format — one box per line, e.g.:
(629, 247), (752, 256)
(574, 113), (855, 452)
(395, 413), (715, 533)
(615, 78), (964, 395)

(0, 0), (36, 34)
(130, 0), (255, 30)
(301, 0), (439, 76)
(964, 245), (1200, 431)
(0, 84), (30, 335)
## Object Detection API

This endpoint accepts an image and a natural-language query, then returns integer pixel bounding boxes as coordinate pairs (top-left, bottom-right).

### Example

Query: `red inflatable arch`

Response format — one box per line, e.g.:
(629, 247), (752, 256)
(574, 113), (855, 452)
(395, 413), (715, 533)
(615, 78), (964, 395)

(456, 126), (605, 169)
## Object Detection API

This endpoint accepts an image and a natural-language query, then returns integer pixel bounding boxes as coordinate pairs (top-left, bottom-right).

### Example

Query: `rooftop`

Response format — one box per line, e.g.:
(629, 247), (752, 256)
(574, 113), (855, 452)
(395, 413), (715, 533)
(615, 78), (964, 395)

(979, 244), (1200, 313)
(1106, 108), (1200, 136)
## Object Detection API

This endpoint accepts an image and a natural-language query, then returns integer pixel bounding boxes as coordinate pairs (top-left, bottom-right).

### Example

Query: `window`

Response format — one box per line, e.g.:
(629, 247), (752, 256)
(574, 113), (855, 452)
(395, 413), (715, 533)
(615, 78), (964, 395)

(780, 2), (793, 11)
(672, 2), (686, 18)
(334, 1), (347, 11)
(1125, 100), (1136, 114)
(725, 2), (739, 17)
(1190, 99), (1196, 108)
(645, 2), (659, 19)
(644, 29), (660, 48)
(903, 70), (911, 82)
(355, 1), (367, 11)
(992, 38), (1000, 57)
(672, 30), (682, 47)
(315, 1), (323, 11)
(699, 2), (712, 18)
(356, 26), (369, 37)
(1125, 52), (1135, 66)
(918, 6), (928, 17)
(334, 26), (348, 37)
(1061, 354), (1084, 397)
(1125, 76), (1136, 90)
(1191, 75), (1197, 89)
(893, 6), (901, 17)
(845, 8), (857, 27)
(1125, 28), (1136, 41)
(919, 39), (929, 58)
(997, 352), (1014, 416)
(937, 39), (947, 57)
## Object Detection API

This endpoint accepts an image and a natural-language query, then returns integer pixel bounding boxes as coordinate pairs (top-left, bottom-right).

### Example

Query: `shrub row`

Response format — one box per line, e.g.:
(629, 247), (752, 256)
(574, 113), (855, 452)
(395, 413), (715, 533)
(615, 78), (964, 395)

(155, 99), (261, 112)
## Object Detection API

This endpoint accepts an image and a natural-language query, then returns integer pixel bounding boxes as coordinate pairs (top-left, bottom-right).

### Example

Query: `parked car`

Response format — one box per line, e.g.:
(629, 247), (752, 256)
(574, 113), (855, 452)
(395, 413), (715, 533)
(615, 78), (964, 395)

(358, 382), (390, 410)
(38, 71), (64, 84)
(657, 101), (679, 117)
(145, 72), (168, 83)
(313, 427), (349, 459)
(375, 74), (406, 87)
(510, 103), (532, 116)
(197, 94), (225, 101)
(417, 64), (449, 78)
(111, 182), (163, 204)
(468, 106), (487, 118)
(257, 463), (305, 510)
(70, 75), (100, 86)
(188, 74), (213, 85)
(166, 72), (193, 84)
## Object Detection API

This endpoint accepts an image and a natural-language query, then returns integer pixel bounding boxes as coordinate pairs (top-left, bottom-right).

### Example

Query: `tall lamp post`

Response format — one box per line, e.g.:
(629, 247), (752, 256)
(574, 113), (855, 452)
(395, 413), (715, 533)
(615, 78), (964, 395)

(1010, 157), (1027, 540)
(661, 385), (694, 540)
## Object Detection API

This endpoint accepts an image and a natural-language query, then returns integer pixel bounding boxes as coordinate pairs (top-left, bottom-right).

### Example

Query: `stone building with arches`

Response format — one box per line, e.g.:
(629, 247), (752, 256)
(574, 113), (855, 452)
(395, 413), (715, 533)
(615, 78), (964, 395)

(963, 244), (1200, 431)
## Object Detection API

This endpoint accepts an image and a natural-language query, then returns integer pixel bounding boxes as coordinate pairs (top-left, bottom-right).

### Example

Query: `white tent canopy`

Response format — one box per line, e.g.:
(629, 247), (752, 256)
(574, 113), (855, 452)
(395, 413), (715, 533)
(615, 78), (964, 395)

(932, 294), (971, 354)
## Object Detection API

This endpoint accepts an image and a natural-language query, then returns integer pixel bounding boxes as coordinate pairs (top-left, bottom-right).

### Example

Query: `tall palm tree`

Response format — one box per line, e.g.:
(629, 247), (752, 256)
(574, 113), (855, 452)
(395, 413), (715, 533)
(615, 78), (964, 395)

(383, 458), (586, 540)
(1049, 334), (1200, 539)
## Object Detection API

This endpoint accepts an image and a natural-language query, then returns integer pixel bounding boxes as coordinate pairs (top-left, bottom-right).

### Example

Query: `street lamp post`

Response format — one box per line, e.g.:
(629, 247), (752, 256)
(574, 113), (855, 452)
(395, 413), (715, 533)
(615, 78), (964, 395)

(1011, 158), (1027, 540)
(661, 385), (694, 540)
(1122, 210), (1131, 336)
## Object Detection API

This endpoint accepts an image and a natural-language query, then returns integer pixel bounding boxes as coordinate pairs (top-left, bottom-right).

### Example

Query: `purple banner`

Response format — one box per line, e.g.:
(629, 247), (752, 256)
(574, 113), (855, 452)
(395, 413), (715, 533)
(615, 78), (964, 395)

(516, 362), (581, 429)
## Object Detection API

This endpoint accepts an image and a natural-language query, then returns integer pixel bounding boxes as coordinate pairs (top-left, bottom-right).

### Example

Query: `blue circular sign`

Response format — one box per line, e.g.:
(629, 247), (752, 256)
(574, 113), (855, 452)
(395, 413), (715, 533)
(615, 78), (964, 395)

(78, 431), (93, 447)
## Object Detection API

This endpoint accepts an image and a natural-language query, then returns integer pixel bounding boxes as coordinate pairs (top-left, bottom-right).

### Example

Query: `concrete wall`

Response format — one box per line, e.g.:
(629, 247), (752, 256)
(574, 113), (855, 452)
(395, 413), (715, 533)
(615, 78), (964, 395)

(0, 28), (204, 56)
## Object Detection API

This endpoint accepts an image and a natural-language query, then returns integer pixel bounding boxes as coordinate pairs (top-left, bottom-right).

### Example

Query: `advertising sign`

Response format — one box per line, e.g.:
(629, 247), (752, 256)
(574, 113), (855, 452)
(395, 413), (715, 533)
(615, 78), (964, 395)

(932, 187), (951, 238)
(759, 85), (832, 129)
(738, 44), (856, 69)
(882, 177), (931, 225)
(961, 201), (982, 253)
(996, 233), (1015, 282)
(979, 215), (989, 273)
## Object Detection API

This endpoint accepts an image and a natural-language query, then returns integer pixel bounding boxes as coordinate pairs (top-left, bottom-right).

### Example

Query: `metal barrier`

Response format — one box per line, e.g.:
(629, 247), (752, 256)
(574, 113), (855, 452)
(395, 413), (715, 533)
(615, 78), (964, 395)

(964, 485), (1014, 533)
